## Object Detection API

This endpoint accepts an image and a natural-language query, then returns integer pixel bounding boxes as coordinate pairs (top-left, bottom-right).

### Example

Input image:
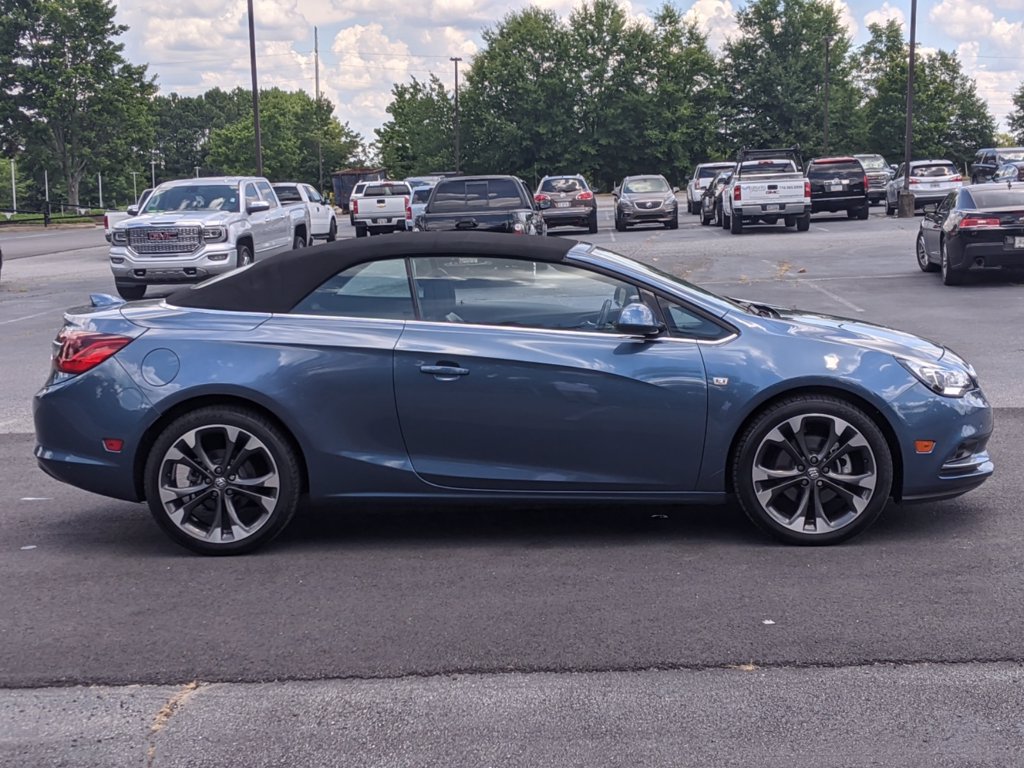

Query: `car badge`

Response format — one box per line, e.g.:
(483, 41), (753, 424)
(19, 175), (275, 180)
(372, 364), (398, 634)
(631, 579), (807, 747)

(712, 377), (729, 386)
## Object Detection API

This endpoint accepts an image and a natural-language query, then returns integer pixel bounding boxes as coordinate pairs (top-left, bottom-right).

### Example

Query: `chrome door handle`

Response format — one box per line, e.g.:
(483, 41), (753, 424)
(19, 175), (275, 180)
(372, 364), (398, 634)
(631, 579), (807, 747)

(420, 365), (470, 379)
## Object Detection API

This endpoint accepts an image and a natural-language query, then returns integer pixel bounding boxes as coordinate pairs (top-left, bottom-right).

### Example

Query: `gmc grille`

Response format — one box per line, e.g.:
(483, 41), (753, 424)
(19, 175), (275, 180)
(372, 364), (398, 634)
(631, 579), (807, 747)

(128, 227), (202, 255)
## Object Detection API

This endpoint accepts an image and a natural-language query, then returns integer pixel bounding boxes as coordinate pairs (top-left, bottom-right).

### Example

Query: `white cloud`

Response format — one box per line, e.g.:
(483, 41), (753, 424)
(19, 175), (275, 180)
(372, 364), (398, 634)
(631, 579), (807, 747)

(826, 0), (858, 38)
(863, 2), (905, 31)
(683, 0), (739, 49)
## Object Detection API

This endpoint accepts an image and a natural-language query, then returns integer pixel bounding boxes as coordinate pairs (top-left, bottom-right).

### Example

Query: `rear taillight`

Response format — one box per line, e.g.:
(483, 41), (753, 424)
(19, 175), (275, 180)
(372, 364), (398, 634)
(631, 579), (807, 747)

(909, 179), (919, 185)
(733, 186), (741, 201)
(404, 196), (410, 220)
(53, 330), (133, 375)
(103, 214), (109, 230)
(534, 193), (550, 203)
(576, 190), (594, 201)
(959, 216), (1001, 229)
(804, 180), (811, 198)
(352, 199), (359, 214)
(950, 175), (963, 183)
(863, 175), (869, 190)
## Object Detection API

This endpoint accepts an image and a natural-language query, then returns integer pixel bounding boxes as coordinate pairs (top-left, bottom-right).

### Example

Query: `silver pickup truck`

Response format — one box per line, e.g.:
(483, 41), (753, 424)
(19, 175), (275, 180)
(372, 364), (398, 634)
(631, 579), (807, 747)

(722, 148), (811, 234)
(108, 176), (298, 300)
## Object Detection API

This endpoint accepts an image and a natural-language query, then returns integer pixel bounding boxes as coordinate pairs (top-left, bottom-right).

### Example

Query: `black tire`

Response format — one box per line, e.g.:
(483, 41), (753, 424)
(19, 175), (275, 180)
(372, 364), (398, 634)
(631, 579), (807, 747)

(885, 198), (896, 216)
(292, 232), (306, 249)
(732, 395), (893, 545)
(722, 210), (731, 229)
(730, 213), (743, 234)
(236, 243), (253, 269)
(349, 213), (355, 226)
(796, 214), (811, 232)
(588, 211), (598, 234)
(614, 215), (626, 232)
(700, 208), (711, 226)
(941, 241), (964, 285)
(916, 233), (939, 273)
(327, 219), (337, 242)
(715, 204), (723, 228)
(847, 209), (857, 219)
(116, 283), (146, 301)
(355, 224), (367, 238)
(667, 213), (679, 230)
(857, 205), (870, 220)
(143, 406), (302, 555)
(784, 216), (796, 228)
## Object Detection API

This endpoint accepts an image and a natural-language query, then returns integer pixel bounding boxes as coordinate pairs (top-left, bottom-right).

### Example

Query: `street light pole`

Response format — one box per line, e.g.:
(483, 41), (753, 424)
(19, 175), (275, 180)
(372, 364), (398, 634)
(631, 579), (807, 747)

(823, 36), (833, 155)
(150, 153), (157, 188)
(194, 166), (200, 178)
(898, 0), (918, 217)
(450, 56), (462, 173)
(130, 171), (138, 202)
(247, 0), (264, 176)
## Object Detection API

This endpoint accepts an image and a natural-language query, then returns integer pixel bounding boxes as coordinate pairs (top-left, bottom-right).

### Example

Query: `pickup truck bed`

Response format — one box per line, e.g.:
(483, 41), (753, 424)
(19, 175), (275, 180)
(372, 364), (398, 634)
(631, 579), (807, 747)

(415, 176), (545, 236)
(725, 152), (811, 234)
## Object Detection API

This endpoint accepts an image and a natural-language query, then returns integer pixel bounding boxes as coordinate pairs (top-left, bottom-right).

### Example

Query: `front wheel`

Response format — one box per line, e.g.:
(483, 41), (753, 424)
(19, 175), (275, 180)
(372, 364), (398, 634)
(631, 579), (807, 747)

(326, 219), (337, 242)
(916, 233), (939, 272)
(292, 233), (306, 249)
(236, 243), (253, 269)
(732, 396), (893, 545)
(143, 406), (302, 555)
(614, 215), (626, 232)
(116, 283), (146, 301)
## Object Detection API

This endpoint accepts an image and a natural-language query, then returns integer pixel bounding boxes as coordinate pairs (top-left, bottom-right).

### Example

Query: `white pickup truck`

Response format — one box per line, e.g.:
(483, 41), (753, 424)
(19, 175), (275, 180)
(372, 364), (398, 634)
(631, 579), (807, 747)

(722, 148), (811, 234)
(351, 180), (410, 237)
(103, 188), (153, 242)
(272, 182), (338, 242)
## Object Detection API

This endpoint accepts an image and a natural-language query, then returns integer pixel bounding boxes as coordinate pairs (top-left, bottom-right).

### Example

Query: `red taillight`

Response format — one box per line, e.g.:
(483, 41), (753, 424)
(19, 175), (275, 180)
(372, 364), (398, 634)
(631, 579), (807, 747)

(804, 180), (811, 198)
(352, 199), (359, 214)
(909, 178), (919, 185)
(733, 186), (741, 201)
(103, 214), (109, 230)
(576, 190), (594, 201)
(950, 175), (962, 183)
(404, 196), (410, 220)
(534, 193), (550, 203)
(54, 330), (133, 375)
(863, 175), (869, 190)
(959, 216), (1001, 229)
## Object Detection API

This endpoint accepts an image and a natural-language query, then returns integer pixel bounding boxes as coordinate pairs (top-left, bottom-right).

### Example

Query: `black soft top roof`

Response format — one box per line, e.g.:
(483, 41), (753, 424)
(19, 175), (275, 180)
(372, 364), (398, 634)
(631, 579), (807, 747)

(168, 232), (577, 313)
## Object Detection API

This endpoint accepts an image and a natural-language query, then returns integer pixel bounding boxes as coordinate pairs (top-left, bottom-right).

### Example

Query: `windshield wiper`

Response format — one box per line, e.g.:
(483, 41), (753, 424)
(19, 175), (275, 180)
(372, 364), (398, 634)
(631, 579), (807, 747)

(729, 298), (781, 318)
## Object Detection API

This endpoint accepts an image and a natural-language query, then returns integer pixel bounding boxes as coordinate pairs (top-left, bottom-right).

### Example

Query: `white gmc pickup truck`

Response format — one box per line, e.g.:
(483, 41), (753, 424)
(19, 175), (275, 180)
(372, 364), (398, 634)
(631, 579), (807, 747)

(722, 148), (811, 234)
(351, 180), (410, 237)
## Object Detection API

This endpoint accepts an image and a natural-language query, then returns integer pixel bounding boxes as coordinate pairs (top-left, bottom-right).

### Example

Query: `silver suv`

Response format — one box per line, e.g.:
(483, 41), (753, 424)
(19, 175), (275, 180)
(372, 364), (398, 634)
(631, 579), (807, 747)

(613, 175), (679, 231)
(108, 177), (296, 301)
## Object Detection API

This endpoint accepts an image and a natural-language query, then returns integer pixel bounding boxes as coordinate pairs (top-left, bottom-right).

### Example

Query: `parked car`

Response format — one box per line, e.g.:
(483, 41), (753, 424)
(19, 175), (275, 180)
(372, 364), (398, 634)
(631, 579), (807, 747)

(722, 148), (811, 234)
(853, 153), (892, 205)
(272, 182), (338, 242)
(416, 175), (545, 235)
(885, 160), (963, 216)
(969, 147), (1024, 184)
(534, 174), (598, 234)
(103, 188), (153, 242)
(351, 180), (410, 238)
(613, 175), (679, 231)
(686, 162), (735, 215)
(806, 156), (869, 219)
(992, 162), (1024, 183)
(107, 177), (300, 301)
(700, 169), (732, 226)
(915, 184), (1024, 285)
(404, 183), (436, 231)
(35, 232), (993, 554)
(347, 181), (369, 226)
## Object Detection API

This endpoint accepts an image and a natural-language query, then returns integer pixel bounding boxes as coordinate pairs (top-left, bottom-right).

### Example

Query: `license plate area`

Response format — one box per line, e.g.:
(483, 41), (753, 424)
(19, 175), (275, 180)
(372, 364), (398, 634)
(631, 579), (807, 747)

(555, 202), (571, 208)
(1012, 236), (1024, 249)
(829, 184), (843, 192)
(764, 204), (780, 212)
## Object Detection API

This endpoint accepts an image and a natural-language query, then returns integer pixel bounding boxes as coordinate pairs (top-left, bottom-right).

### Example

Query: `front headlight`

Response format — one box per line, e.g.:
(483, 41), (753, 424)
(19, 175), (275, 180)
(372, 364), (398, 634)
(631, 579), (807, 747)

(897, 356), (976, 397)
(111, 229), (127, 245)
(619, 198), (633, 209)
(203, 226), (227, 243)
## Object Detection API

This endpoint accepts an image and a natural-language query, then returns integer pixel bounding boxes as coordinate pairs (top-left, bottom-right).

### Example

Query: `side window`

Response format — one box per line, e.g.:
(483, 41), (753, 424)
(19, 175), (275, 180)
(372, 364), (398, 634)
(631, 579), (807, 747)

(984, 152), (996, 166)
(408, 256), (641, 331)
(936, 192), (956, 216)
(291, 259), (415, 319)
(657, 297), (729, 340)
(305, 186), (322, 204)
(244, 183), (260, 209)
(256, 180), (278, 208)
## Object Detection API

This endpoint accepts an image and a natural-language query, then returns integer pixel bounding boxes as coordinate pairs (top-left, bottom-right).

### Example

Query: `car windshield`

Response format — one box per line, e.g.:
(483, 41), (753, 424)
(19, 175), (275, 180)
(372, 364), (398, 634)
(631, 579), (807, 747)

(623, 178), (670, 194)
(429, 179), (525, 211)
(808, 161), (862, 176)
(363, 183), (410, 196)
(911, 164), (957, 178)
(144, 184), (239, 213)
(698, 166), (729, 179)
(411, 187), (433, 203)
(740, 160), (797, 174)
(966, 188), (1024, 208)
(272, 185), (301, 203)
(856, 155), (887, 170)
(996, 150), (1024, 163)
(540, 177), (585, 193)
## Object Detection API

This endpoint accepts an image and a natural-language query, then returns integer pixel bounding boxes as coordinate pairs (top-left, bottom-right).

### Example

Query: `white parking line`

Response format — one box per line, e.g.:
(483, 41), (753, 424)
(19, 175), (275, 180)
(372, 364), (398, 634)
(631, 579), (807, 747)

(812, 225), (830, 232)
(0, 310), (56, 326)
(803, 280), (865, 313)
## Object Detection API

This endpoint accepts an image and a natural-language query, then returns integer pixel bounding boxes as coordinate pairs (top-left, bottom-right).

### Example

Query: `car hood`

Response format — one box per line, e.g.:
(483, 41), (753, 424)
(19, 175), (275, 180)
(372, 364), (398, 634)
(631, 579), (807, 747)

(123, 211), (236, 227)
(736, 305), (948, 361)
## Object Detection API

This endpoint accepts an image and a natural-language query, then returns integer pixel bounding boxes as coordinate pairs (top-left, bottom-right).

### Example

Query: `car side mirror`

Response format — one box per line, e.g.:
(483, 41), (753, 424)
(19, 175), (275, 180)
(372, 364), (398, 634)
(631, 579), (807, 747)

(247, 200), (271, 214)
(615, 303), (664, 338)
(672, 186), (680, 193)
(126, 205), (139, 216)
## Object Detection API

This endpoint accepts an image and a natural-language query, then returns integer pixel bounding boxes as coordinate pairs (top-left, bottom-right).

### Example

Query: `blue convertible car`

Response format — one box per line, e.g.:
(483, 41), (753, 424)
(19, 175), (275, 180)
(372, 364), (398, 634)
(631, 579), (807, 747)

(35, 232), (993, 554)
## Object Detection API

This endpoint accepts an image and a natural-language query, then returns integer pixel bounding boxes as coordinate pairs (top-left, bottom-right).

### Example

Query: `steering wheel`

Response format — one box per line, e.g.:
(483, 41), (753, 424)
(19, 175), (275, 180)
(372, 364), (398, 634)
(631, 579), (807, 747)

(596, 298), (613, 329)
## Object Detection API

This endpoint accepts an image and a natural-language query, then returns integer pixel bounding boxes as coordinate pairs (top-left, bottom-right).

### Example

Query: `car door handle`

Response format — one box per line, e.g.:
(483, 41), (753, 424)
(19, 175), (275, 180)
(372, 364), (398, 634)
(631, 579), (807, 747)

(420, 365), (470, 379)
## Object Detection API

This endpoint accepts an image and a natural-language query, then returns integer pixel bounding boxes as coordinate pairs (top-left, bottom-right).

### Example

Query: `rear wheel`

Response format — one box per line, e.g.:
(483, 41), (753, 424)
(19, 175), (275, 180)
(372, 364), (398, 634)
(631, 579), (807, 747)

(144, 406), (302, 555)
(700, 207), (711, 226)
(857, 205), (870, 220)
(784, 216), (796, 228)
(732, 395), (892, 545)
(721, 210), (731, 229)
(588, 211), (598, 234)
(116, 283), (146, 301)
(730, 213), (743, 234)
(916, 233), (939, 273)
(796, 214), (811, 232)
(355, 224), (367, 238)
(941, 241), (964, 285)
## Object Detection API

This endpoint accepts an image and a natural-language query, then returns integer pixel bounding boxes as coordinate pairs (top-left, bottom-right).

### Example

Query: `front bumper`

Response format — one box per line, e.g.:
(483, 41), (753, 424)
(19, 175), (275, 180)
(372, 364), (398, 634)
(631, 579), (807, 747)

(109, 243), (238, 286)
(619, 205), (677, 224)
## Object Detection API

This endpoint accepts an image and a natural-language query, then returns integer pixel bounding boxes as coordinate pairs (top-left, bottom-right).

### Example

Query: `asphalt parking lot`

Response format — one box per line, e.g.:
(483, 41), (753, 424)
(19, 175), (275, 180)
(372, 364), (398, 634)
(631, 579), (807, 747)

(1, 210), (1023, 766)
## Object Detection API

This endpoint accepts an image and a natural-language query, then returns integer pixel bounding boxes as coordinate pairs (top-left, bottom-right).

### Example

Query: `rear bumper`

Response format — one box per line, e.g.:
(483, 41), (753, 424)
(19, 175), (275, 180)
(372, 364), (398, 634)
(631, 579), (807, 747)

(949, 237), (1024, 271)
(811, 196), (868, 212)
(543, 206), (595, 227)
(734, 203), (810, 219)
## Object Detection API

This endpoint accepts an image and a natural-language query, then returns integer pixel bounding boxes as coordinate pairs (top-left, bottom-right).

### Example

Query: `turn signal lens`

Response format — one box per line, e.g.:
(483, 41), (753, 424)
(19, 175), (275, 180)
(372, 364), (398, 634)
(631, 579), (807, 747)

(54, 330), (134, 375)
(914, 440), (936, 454)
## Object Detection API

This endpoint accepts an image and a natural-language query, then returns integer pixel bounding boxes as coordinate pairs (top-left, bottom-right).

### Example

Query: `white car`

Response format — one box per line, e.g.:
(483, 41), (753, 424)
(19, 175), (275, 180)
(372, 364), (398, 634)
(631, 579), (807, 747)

(405, 183), (436, 230)
(885, 160), (963, 215)
(272, 182), (338, 242)
(686, 162), (734, 214)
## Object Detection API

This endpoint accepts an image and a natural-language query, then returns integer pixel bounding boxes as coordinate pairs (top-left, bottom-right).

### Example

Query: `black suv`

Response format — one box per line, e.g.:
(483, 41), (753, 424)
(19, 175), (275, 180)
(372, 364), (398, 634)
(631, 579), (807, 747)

(806, 157), (869, 219)
(533, 175), (598, 233)
(970, 147), (1024, 184)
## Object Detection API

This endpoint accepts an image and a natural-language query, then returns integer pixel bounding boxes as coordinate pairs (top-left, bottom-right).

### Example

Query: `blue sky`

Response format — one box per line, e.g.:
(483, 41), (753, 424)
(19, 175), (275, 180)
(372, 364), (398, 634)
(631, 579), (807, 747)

(112, 0), (1023, 142)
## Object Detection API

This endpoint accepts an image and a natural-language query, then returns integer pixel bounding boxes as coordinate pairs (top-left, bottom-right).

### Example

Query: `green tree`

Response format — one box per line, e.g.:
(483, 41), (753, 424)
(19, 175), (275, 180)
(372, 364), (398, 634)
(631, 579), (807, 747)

(375, 75), (454, 179)
(1007, 82), (1024, 143)
(6, 0), (155, 206)
(721, 0), (859, 158)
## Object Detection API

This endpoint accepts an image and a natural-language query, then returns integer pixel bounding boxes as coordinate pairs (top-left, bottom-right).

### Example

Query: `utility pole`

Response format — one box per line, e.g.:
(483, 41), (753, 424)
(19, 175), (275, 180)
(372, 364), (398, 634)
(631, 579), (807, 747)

(247, 0), (264, 176)
(44, 169), (49, 203)
(823, 36), (833, 155)
(98, 172), (103, 209)
(130, 171), (138, 201)
(150, 152), (158, 188)
(194, 166), (200, 178)
(9, 157), (16, 213)
(898, 0), (918, 217)
(450, 56), (463, 173)
(315, 26), (323, 189)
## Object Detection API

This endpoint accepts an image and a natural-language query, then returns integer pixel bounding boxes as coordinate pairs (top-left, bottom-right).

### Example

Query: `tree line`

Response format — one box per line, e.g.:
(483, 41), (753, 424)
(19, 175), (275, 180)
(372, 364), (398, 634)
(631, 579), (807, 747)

(3, 0), (1024, 211)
